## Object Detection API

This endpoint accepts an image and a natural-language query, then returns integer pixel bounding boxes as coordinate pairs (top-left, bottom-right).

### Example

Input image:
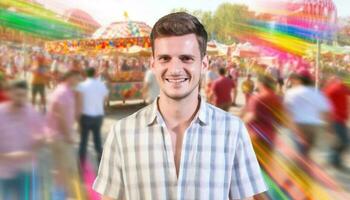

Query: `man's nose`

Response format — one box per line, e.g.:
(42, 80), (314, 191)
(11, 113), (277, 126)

(167, 59), (183, 73)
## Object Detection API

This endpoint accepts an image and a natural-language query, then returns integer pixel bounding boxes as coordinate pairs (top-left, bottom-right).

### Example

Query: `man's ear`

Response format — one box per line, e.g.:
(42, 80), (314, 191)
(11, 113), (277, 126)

(202, 54), (209, 71)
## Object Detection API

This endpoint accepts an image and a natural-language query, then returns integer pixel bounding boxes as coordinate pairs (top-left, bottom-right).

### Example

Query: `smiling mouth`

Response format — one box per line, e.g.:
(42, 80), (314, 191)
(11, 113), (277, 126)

(165, 78), (189, 83)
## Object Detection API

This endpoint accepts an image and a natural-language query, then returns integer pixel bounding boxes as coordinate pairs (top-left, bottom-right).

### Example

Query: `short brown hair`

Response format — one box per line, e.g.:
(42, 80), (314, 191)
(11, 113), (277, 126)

(150, 12), (208, 58)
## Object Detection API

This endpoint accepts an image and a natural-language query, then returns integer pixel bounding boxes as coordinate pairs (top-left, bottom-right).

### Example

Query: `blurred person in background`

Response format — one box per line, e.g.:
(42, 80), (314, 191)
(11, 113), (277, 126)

(276, 78), (285, 97)
(46, 70), (81, 199)
(98, 60), (111, 82)
(284, 70), (330, 158)
(323, 75), (350, 169)
(204, 63), (218, 103)
(121, 59), (130, 71)
(14, 52), (24, 78)
(228, 62), (239, 106)
(5, 56), (17, 80)
(143, 66), (160, 104)
(241, 74), (304, 186)
(241, 73), (254, 105)
(76, 67), (109, 165)
(0, 80), (45, 199)
(22, 50), (32, 79)
(212, 67), (234, 111)
(31, 55), (49, 112)
(265, 60), (280, 81)
(50, 57), (60, 88)
(242, 75), (285, 148)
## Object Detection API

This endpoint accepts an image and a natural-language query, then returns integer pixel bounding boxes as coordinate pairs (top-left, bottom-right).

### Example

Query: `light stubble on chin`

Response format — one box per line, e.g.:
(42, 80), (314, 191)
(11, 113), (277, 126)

(162, 80), (201, 101)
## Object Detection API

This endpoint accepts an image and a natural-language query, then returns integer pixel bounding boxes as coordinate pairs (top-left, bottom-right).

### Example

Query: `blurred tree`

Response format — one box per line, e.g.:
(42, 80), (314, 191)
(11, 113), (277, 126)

(211, 3), (253, 44)
(170, 8), (189, 13)
(171, 3), (254, 44)
(192, 10), (214, 40)
(337, 17), (350, 46)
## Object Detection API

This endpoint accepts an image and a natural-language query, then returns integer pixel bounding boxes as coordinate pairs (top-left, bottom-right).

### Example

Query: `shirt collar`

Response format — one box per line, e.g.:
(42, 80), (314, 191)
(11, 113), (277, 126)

(147, 96), (209, 127)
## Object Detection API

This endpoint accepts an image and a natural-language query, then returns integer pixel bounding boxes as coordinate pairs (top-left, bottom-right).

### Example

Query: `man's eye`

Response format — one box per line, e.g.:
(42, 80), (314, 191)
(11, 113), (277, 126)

(158, 57), (170, 62)
(180, 56), (194, 63)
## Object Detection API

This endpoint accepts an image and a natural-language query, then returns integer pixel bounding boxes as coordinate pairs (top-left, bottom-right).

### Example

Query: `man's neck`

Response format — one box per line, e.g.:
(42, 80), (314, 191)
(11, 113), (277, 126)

(158, 92), (200, 131)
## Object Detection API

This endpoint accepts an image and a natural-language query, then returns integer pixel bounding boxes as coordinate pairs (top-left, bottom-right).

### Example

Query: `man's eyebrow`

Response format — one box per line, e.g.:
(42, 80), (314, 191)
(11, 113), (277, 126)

(178, 54), (196, 59)
(156, 54), (197, 59)
(156, 54), (171, 58)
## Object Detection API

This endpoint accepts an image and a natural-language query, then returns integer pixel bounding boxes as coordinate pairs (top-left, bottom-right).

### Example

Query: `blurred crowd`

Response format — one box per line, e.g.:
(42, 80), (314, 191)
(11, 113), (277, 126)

(0, 45), (112, 199)
(204, 56), (350, 171)
(0, 43), (350, 199)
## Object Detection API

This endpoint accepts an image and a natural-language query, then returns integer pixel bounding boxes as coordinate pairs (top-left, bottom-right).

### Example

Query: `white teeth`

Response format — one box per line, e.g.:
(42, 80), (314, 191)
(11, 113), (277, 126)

(166, 78), (188, 83)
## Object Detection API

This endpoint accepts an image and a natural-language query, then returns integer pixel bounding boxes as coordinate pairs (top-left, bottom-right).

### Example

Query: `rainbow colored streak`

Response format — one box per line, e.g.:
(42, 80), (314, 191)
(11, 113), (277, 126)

(247, 102), (349, 199)
(232, 0), (337, 67)
(0, 0), (85, 39)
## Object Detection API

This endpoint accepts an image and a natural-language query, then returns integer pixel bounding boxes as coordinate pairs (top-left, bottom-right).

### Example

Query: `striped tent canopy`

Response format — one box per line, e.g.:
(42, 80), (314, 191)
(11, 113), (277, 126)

(207, 40), (229, 56)
(64, 8), (101, 35)
(92, 21), (151, 39)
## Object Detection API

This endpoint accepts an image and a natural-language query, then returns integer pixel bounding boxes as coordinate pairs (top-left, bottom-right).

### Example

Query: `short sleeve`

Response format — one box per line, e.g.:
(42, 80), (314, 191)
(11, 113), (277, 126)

(93, 124), (124, 199)
(229, 121), (267, 199)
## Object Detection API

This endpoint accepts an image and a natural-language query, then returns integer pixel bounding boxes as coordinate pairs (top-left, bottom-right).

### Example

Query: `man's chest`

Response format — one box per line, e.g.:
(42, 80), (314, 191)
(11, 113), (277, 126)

(118, 127), (236, 198)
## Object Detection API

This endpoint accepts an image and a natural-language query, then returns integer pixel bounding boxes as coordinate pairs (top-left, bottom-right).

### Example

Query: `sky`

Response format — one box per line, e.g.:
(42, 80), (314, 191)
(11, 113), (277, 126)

(41, 0), (350, 26)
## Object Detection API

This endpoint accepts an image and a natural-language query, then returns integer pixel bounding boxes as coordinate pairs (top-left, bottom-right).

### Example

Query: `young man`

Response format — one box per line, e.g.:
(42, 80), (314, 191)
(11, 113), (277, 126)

(76, 67), (109, 165)
(212, 67), (234, 111)
(0, 80), (45, 199)
(93, 12), (267, 200)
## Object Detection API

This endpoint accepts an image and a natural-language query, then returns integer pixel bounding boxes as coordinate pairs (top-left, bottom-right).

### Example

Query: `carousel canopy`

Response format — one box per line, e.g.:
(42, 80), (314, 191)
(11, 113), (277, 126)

(92, 21), (151, 39)
(45, 21), (152, 54)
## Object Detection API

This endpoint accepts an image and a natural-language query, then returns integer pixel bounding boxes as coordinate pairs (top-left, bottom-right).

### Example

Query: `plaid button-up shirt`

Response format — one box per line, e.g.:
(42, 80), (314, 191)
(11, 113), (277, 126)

(93, 98), (267, 200)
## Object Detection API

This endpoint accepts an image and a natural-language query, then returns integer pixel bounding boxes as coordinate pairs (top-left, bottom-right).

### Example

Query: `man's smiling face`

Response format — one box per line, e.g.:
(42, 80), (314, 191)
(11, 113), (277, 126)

(151, 34), (207, 100)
